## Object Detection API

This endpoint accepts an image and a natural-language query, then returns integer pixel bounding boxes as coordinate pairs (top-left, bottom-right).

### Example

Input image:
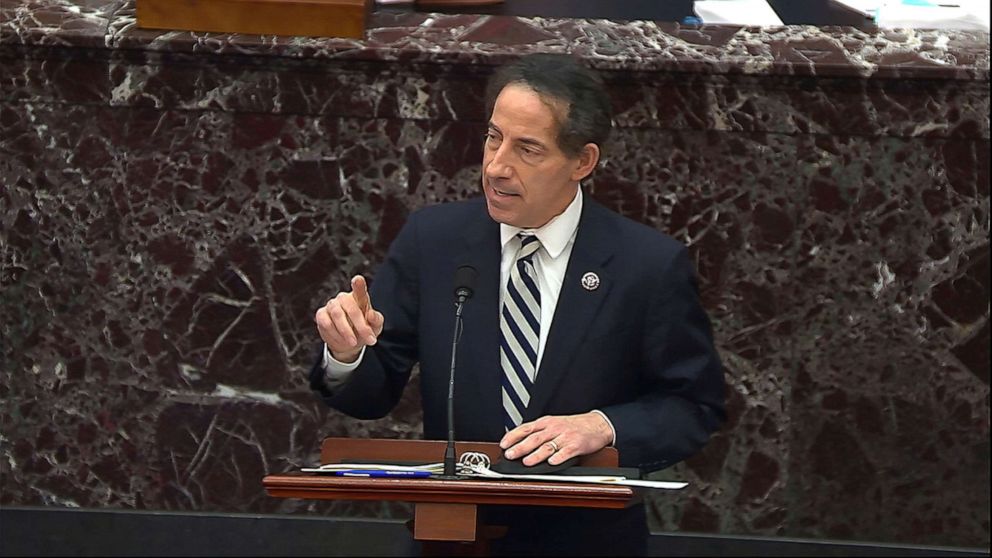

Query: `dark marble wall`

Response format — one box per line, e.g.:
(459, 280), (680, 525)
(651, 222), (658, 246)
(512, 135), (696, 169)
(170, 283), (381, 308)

(2, 0), (989, 548)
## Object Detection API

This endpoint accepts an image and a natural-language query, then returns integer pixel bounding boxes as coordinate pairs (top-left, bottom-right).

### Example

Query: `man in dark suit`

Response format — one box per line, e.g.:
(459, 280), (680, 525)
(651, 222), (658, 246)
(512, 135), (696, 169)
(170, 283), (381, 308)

(310, 54), (725, 555)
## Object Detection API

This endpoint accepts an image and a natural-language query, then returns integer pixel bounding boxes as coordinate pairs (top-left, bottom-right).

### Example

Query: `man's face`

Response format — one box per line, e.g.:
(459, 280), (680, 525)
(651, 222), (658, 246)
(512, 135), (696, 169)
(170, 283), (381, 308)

(482, 84), (592, 229)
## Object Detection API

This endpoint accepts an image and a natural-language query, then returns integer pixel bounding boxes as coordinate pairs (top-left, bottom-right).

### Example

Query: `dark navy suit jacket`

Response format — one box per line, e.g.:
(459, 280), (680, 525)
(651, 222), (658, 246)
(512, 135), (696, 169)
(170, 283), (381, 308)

(310, 195), (725, 473)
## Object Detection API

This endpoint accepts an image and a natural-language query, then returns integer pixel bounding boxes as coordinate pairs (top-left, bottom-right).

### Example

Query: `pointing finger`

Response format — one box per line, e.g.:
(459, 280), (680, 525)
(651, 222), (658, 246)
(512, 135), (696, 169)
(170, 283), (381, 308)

(351, 275), (372, 313)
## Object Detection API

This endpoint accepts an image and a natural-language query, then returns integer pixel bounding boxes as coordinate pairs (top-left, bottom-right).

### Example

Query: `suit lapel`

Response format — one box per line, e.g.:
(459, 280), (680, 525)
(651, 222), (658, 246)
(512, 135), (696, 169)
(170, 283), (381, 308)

(524, 200), (616, 422)
(452, 204), (505, 441)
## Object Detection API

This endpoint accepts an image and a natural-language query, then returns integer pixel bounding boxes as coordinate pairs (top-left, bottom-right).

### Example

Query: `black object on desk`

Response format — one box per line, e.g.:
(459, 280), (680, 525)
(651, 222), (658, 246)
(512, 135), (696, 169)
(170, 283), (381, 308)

(410, 0), (696, 22)
(403, 0), (877, 29)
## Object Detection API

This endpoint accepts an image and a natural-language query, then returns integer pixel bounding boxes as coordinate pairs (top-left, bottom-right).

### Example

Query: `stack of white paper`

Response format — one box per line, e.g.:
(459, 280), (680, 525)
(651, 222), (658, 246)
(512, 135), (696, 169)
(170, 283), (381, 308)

(693, 0), (785, 25)
(833, 0), (989, 31)
(301, 461), (688, 489)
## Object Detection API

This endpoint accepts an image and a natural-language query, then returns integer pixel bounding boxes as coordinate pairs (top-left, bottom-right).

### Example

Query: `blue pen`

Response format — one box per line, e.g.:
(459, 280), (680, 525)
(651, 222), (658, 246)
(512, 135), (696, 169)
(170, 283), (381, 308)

(334, 470), (432, 478)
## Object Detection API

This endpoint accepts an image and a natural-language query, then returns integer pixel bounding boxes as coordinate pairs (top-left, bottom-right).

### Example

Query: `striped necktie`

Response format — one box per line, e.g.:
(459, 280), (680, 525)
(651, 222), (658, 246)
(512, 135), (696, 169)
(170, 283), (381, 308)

(500, 234), (542, 431)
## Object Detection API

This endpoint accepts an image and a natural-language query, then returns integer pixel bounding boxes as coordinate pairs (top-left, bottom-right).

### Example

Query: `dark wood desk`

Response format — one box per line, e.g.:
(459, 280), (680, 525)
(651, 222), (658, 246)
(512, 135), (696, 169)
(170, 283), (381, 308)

(263, 438), (636, 549)
(264, 472), (634, 541)
(411, 0), (695, 21)
(405, 0), (875, 28)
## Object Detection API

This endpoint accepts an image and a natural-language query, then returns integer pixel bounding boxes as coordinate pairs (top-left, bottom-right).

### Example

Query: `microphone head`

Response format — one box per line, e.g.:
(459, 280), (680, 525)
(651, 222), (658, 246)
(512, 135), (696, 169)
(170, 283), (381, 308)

(453, 265), (478, 300)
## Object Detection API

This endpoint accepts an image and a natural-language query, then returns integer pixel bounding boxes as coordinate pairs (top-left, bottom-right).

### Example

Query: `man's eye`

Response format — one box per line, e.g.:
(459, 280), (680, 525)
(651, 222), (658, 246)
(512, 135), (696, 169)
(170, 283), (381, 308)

(485, 133), (501, 145)
(520, 146), (542, 162)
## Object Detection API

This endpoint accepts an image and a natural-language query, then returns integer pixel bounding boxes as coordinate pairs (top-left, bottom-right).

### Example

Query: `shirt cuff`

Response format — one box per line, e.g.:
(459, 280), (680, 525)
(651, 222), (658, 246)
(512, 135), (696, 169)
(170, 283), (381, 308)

(590, 409), (617, 447)
(321, 345), (365, 387)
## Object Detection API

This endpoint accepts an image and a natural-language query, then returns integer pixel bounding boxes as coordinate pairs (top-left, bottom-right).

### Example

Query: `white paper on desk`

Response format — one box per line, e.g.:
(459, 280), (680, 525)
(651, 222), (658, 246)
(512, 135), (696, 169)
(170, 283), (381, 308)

(693, 0), (785, 25)
(302, 462), (444, 473)
(467, 471), (689, 490)
(830, 0), (881, 18)
(876, 0), (990, 31)
(301, 463), (688, 489)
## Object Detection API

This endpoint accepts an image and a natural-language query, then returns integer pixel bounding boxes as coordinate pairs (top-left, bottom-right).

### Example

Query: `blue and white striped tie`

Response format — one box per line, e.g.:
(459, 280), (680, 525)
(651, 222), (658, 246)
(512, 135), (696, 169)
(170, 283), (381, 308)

(501, 234), (542, 431)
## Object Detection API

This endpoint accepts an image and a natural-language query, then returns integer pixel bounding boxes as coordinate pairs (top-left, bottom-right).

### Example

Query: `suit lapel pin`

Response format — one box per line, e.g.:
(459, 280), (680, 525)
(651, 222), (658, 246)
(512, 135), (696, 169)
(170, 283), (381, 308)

(581, 272), (600, 291)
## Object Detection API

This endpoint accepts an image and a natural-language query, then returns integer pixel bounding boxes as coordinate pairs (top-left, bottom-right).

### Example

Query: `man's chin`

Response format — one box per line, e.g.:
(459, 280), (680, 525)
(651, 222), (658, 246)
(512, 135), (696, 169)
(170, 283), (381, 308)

(486, 203), (510, 225)
(485, 200), (520, 227)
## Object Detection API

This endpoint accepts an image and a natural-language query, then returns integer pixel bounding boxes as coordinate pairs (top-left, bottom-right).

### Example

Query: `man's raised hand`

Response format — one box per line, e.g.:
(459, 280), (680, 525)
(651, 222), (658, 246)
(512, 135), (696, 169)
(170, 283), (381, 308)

(315, 275), (385, 363)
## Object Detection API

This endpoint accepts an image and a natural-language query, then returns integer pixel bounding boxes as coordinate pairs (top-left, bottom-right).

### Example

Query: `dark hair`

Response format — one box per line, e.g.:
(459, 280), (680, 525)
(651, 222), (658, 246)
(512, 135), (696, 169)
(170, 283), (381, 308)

(485, 54), (612, 158)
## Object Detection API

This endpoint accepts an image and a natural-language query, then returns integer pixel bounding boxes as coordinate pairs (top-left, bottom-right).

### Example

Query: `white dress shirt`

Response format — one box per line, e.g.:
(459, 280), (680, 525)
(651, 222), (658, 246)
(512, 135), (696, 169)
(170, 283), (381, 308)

(498, 187), (582, 369)
(321, 188), (615, 443)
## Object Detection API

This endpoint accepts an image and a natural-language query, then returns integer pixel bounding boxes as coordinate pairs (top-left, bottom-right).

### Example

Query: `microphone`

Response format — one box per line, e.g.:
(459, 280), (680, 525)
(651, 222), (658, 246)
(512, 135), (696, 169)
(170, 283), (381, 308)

(442, 265), (477, 478)
(453, 265), (477, 303)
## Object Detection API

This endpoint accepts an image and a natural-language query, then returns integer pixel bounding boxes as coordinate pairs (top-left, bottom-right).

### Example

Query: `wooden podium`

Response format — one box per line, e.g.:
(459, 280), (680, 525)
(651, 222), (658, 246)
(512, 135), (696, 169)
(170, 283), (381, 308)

(263, 438), (637, 554)
(136, 0), (371, 39)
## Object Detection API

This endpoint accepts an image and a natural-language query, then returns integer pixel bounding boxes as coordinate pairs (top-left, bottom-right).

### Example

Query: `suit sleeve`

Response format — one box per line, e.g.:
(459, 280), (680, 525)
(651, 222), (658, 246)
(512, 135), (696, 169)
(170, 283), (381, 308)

(600, 246), (726, 472)
(307, 213), (422, 419)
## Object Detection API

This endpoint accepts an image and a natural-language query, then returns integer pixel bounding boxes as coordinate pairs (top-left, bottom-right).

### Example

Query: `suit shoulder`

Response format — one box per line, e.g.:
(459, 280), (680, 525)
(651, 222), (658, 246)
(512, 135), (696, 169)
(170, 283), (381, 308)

(409, 197), (486, 225)
(400, 197), (488, 239)
(593, 202), (686, 258)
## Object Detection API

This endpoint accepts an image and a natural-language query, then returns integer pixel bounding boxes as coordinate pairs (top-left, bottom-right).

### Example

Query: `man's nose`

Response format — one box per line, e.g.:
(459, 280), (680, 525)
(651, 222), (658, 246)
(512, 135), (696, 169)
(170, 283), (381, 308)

(485, 144), (513, 179)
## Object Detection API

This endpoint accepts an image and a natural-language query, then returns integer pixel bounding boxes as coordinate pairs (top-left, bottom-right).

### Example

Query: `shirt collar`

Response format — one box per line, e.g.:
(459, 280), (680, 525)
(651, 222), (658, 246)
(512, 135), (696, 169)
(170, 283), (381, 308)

(500, 187), (583, 259)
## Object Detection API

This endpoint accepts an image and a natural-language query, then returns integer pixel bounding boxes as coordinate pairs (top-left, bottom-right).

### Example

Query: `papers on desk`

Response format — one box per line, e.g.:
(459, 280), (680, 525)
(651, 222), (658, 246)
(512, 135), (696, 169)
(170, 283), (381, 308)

(831, 0), (879, 17)
(691, 0), (989, 30)
(693, 0), (785, 26)
(832, 0), (990, 30)
(302, 462), (688, 490)
(303, 463), (438, 474)
(480, 471), (689, 490)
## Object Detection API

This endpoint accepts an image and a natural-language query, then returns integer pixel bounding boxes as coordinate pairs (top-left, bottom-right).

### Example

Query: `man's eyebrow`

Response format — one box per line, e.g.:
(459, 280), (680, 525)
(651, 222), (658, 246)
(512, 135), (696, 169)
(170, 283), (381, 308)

(487, 122), (547, 150)
(516, 137), (547, 150)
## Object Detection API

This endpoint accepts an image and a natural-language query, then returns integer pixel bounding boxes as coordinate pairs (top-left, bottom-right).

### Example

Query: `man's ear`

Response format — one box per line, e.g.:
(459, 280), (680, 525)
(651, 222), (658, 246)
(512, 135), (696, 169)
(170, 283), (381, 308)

(571, 143), (601, 182)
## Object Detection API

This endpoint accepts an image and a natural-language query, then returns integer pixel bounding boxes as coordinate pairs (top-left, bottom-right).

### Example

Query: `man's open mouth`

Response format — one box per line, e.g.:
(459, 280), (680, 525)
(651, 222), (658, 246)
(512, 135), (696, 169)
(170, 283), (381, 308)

(493, 187), (518, 197)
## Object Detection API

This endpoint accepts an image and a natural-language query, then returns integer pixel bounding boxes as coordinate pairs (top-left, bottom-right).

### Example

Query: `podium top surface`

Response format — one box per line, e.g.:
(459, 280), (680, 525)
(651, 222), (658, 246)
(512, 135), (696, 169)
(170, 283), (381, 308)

(265, 437), (634, 509)
(263, 471), (636, 509)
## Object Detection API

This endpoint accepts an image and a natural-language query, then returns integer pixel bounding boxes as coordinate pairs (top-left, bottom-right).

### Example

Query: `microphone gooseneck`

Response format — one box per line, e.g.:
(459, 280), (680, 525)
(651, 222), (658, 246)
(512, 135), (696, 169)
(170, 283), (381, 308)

(442, 265), (478, 478)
